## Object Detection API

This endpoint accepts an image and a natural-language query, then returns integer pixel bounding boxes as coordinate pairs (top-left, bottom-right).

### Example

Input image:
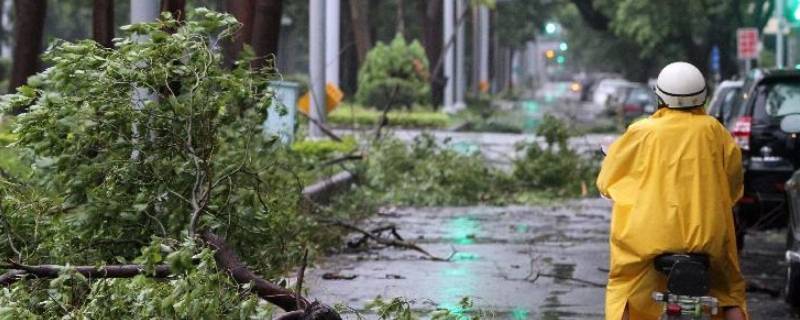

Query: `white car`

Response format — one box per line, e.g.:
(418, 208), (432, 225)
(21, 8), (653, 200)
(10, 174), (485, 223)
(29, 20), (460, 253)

(592, 79), (631, 107)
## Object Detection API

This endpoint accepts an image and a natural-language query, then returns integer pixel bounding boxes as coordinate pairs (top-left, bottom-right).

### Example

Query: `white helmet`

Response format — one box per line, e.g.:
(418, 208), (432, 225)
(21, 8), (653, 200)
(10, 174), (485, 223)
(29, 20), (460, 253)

(654, 62), (707, 108)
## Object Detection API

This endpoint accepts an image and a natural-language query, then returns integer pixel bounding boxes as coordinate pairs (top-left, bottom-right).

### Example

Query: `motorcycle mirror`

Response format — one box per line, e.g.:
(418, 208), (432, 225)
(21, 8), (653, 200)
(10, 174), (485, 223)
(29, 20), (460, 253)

(781, 114), (800, 134)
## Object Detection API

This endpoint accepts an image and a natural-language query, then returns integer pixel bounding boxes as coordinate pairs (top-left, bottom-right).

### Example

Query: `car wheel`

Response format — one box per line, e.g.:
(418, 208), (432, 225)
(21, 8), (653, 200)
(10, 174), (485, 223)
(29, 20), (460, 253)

(786, 259), (800, 307)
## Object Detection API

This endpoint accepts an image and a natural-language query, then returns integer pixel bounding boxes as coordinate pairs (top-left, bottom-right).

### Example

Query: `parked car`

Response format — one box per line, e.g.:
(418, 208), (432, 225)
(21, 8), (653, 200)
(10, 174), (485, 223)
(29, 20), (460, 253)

(727, 69), (800, 247)
(620, 85), (657, 121)
(592, 78), (630, 107)
(779, 114), (800, 307)
(706, 80), (743, 126)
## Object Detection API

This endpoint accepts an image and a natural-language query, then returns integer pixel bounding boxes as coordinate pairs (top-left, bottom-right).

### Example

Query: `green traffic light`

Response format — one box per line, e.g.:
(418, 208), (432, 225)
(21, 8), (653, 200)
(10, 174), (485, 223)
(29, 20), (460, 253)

(556, 55), (565, 64)
(545, 23), (557, 34)
(787, 0), (800, 22)
(559, 42), (568, 51)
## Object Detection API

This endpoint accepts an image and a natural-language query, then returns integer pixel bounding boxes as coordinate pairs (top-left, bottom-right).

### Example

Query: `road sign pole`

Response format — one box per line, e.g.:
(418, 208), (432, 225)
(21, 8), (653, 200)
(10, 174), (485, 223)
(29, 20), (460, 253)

(778, 0), (786, 68)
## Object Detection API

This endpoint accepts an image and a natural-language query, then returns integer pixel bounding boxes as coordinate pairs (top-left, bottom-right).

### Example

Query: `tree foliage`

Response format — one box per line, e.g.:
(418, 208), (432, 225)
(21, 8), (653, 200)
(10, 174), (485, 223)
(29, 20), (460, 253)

(0, 9), (325, 318)
(356, 34), (430, 109)
(561, 0), (773, 78)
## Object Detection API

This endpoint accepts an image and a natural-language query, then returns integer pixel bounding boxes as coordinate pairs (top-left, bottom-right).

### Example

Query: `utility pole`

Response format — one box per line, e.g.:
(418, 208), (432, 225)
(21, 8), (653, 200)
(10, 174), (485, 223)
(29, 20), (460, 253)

(325, 0), (340, 86)
(130, 0), (159, 24)
(129, 0), (160, 160)
(309, 0), (327, 138)
(778, 0), (786, 68)
(454, 0), (466, 109)
(478, 5), (489, 93)
(443, 0), (454, 110)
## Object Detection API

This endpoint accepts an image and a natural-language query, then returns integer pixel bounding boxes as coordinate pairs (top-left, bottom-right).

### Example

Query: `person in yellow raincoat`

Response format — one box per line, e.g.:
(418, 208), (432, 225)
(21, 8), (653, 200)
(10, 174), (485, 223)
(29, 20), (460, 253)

(597, 62), (747, 320)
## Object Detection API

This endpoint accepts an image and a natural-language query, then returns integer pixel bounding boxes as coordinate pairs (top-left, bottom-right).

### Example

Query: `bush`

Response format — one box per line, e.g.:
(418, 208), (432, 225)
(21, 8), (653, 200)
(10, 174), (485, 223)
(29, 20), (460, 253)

(356, 34), (430, 109)
(512, 115), (600, 197)
(328, 104), (449, 128)
(291, 136), (358, 158)
(364, 134), (509, 206)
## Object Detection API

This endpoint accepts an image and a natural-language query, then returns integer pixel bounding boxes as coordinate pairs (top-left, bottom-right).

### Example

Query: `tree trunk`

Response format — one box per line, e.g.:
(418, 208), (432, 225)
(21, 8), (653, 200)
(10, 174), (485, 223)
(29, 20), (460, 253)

(418, 0), (443, 106)
(223, 0), (255, 68)
(9, 0), (46, 112)
(250, 0), (283, 69)
(396, 0), (405, 37)
(0, 0), (5, 57)
(340, 0), (358, 94)
(348, 0), (371, 66)
(160, 0), (187, 21)
(92, 0), (114, 48)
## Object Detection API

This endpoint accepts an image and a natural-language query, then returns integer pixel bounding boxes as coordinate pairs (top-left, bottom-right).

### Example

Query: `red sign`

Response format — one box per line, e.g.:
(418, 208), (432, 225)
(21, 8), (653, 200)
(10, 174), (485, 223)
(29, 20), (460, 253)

(737, 28), (759, 60)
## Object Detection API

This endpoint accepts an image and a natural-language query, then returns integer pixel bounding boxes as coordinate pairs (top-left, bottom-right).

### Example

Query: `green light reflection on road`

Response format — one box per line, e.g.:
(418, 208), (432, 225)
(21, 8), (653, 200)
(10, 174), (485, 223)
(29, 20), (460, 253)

(511, 307), (530, 320)
(449, 216), (479, 245)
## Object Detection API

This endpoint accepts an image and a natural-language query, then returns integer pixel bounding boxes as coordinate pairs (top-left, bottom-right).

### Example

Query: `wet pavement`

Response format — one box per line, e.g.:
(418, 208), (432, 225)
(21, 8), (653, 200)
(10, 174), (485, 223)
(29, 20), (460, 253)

(307, 198), (798, 319)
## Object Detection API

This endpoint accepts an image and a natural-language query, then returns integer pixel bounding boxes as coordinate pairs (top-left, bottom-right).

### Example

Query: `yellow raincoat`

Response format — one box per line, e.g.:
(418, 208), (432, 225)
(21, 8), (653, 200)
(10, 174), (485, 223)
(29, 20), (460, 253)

(597, 107), (747, 320)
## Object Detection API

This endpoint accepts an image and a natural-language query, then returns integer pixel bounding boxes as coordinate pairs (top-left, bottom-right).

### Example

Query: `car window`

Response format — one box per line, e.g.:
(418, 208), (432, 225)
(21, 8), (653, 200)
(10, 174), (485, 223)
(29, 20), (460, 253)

(721, 88), (740, 124)
(625, 89), (652, 104)
(754, 82), (800, 124)
(708, 87), (733, 117)
(766, 83), (800, 116)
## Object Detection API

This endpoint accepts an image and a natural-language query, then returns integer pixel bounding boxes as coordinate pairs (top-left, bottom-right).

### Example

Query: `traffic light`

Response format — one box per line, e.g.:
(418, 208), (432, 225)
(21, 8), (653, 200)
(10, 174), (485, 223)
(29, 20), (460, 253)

(545, 49), (556, 60)
(556, 55), (566, 64)
(786, 0), (800, 23)
(559, 42), (568, 51)
(545, 22), (557, 34)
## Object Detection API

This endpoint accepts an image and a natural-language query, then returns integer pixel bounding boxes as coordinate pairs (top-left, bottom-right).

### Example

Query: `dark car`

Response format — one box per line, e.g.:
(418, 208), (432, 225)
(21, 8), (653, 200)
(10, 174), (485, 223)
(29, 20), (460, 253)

(778, 114), (800, 307)
(728, 69), (800, 247)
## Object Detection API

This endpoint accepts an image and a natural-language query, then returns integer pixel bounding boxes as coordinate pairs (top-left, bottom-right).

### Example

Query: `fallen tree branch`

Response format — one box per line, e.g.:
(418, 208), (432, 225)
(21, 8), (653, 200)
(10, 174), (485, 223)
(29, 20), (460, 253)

(201, 231), (308, 311)
(321, 219), (454, 262)
(320, 153), (364, 168)
(0, 262), (172, 287)
(298, 112), (343, 142)
(536, 272), (607, 288)
(302, 171), (358, 205)
(201, 231), (341, 320)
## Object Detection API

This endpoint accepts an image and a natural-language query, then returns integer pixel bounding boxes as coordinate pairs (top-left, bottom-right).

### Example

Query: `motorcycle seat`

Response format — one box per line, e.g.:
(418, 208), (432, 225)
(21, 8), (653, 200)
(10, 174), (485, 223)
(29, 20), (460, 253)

(654, 253), (710, 275)
(654, 253), (711, 296)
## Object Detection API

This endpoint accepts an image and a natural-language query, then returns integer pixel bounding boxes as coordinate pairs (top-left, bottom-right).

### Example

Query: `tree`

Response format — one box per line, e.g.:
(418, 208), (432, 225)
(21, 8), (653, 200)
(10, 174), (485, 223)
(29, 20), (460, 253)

(223, 0), (255, 67)
(0, 10), (340, 319)
(565, 0), (774, 78)
(160, 0), (187, 21)
(417, 0), (443, 105)
(250, 0), (283, 69)
(348, 0), (371, 66)
(9, 0), (47, 105)
(222, 0), (282, 69)
(92, 0), (114, 48)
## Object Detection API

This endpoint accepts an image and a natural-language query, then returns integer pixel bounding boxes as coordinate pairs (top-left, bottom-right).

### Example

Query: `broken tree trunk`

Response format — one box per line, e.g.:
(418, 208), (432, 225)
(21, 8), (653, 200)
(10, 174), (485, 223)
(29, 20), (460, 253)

(201, 231), (341, 320)
(1, 232), (342, 320)
(302, 171), (358, 205)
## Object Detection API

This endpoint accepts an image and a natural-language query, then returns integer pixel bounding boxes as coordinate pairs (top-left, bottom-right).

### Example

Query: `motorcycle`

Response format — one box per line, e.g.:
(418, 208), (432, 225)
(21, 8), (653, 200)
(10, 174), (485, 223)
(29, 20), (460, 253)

(651, 253), (719, 319)
(597, 147), (721, 319)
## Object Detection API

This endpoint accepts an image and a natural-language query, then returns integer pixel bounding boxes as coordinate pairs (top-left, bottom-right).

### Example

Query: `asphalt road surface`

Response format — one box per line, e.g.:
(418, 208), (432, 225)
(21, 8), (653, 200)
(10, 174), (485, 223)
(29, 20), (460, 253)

(307, 199), (797, 319)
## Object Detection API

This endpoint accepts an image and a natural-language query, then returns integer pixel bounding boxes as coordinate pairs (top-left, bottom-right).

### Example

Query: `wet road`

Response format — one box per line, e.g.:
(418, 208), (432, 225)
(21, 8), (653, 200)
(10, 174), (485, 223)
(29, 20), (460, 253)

(307, 199), (797, 319)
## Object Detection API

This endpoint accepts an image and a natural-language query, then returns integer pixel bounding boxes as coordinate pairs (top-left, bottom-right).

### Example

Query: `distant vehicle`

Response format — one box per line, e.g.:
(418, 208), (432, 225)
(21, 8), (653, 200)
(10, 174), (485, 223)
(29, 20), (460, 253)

(592, 78), (630, 107)
(779, 114), (800, 307)
(727, 69), (800, 248)
(706, 80), (743, 126)
(620, 85), (657, 121)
